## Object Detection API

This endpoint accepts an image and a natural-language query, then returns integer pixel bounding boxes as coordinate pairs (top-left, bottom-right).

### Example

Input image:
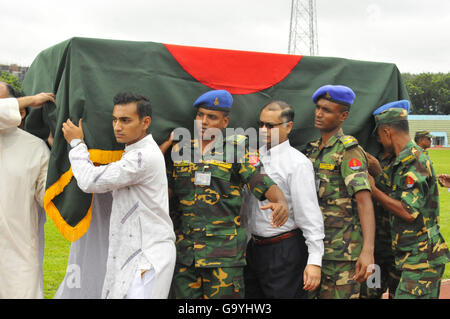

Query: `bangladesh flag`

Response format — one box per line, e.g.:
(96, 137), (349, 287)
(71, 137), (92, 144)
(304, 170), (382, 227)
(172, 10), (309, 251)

(22, 37), (409, 241)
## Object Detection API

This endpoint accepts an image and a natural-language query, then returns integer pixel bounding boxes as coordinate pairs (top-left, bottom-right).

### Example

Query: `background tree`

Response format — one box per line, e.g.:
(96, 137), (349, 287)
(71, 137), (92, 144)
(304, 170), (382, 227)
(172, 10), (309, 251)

(402, 72), (450, 115)
(0, 71), (23, 93)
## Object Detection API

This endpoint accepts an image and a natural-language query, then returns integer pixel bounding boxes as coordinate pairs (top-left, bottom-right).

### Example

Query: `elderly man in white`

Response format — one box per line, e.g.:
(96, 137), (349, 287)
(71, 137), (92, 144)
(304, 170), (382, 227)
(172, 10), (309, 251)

(62, 92), (176, 299)
(0, 83), (54, 298)
(243, 101), (325, 299)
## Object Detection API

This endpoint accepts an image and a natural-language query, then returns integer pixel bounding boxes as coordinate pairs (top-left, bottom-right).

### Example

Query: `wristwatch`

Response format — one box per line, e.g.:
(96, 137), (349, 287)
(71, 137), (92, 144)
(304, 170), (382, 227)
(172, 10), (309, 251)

(70, 139), (84, 148)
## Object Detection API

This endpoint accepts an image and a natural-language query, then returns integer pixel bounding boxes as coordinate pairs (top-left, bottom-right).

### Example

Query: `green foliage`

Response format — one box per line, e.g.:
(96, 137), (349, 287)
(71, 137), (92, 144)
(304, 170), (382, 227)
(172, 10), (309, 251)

(0, 71), (22, 92)
(402, 72), (450, 115)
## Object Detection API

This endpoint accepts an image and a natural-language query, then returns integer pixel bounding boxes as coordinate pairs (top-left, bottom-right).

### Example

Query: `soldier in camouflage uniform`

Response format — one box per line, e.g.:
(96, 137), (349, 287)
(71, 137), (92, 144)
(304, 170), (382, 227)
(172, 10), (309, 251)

(303, 85), (376, 299)
(368, 100), (450, 299)
(414, 130), (433, 154)
(360, 150), (401, 299)
(162, 90), (289, 299)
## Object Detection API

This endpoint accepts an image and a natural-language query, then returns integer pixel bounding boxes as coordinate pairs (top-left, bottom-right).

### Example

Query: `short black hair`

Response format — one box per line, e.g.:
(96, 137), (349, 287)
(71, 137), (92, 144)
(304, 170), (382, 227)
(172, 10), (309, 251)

(261, 100), (295, 122)
(113, 92), (152, 119)
(380, 120), (410, 134)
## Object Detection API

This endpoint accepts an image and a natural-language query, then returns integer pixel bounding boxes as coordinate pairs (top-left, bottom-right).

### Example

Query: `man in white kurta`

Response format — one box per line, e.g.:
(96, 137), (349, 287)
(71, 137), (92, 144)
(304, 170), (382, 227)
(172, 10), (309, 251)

(0, 86), (54, 298)
(62, 92), (176, 298)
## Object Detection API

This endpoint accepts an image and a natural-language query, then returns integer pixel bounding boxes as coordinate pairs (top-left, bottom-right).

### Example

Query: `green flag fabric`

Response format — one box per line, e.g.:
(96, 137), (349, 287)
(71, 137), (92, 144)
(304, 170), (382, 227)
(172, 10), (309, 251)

(22, 37), (409, 241)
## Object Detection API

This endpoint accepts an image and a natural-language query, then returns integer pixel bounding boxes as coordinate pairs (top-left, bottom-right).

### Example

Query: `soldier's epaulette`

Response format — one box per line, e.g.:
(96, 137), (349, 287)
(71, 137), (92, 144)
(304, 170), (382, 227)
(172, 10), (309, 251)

(339, 135), (359, 149)
(402, 145), (420, 165)
(225, 134), (247, 145)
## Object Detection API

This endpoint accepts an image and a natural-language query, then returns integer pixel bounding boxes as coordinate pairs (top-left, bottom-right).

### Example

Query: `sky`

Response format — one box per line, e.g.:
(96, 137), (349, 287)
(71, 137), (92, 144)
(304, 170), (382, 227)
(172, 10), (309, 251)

(1, 0), (449, 74)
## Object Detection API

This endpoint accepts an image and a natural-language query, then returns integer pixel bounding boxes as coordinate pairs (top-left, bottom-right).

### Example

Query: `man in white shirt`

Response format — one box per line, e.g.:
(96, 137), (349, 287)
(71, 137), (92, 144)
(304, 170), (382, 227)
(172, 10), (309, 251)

(243, 100), (325, 298)
(0, 82), (54, 298)
(61, 92), (176, 299)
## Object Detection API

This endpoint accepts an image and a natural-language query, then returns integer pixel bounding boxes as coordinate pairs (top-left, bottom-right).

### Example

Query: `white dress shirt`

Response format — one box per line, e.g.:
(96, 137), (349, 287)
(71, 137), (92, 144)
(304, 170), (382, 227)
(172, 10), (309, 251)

(0, 98), (49, 298)
(69, 134), (176, 299)
(246, 140), (325, 266)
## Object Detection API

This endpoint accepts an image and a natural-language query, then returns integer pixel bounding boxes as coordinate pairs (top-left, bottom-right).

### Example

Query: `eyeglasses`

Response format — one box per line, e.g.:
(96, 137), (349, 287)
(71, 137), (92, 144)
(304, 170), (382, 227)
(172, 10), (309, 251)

(257, 120), (288, 129)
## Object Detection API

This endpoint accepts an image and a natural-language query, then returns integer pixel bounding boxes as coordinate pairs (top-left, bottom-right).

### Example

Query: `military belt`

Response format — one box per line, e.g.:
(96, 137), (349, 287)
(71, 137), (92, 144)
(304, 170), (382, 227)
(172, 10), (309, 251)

(252, 229), (300, 246)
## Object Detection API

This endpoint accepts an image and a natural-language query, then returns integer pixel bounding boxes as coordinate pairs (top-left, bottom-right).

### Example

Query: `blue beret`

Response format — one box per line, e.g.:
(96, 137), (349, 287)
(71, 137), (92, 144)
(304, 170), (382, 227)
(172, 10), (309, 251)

(372, 100), (410, 115)
(312, 85), (356, 106)
(193, 90), (233, 111)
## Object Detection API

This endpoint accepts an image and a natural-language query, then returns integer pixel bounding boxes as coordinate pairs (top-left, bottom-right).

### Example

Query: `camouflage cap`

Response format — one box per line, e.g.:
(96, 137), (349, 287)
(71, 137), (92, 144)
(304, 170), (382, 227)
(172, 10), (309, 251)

(372, 100), (410, 134)
(415, 130), (432, 139)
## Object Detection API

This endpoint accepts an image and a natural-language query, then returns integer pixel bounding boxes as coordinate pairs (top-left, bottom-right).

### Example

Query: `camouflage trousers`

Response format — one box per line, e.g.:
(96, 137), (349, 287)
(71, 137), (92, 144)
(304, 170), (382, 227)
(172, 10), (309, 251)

(394, 264), (445, 299)
(360, 256), (401, 299)
(170, 263), (244, 299)
(308, 260), (360, 299)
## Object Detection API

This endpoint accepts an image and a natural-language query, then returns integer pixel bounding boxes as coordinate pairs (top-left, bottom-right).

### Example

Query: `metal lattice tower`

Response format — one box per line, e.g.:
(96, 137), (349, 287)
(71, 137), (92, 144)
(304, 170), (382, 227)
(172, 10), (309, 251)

(288, 0), (319, 55)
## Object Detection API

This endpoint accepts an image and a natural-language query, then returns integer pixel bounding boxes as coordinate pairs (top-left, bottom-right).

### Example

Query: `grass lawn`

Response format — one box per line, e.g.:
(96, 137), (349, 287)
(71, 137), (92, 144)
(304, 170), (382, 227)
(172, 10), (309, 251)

(41, 148), (450, 299)
(42, 220), (70, 299)
(428, 148), (450, 280)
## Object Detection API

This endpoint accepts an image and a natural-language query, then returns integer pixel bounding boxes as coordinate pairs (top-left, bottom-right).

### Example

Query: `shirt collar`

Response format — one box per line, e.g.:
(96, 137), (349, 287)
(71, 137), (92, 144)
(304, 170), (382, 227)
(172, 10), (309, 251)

(323, 127), (344, 148)
(260, 139), (291, 157)
(124, 134), (152, 152)
(393, 140), (417, 166)
(309, 127), (344, 150)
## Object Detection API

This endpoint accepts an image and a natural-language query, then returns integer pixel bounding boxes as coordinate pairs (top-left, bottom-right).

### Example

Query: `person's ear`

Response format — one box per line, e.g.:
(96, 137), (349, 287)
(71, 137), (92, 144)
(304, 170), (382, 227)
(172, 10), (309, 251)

(143, 116), (151, 129)
(340, 110), (349, 122)
(285, 121), (294, 134)
(383, 127), (392, 140)
(222, 115), (230, 129)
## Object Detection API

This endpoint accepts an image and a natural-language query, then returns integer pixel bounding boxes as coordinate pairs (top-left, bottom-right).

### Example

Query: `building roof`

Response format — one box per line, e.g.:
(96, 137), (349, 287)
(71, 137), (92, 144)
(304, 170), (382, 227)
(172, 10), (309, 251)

(408, 115), (450, 120)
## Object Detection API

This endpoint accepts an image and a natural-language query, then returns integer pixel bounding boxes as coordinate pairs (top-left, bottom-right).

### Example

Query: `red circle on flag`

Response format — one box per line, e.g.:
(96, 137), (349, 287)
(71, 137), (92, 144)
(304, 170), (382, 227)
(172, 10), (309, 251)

(164, 43), (302, 94)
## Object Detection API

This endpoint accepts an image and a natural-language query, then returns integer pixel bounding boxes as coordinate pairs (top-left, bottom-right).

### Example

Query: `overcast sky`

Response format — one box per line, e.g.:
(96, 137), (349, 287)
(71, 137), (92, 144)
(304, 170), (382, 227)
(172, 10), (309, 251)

(1, 0), (449, 73)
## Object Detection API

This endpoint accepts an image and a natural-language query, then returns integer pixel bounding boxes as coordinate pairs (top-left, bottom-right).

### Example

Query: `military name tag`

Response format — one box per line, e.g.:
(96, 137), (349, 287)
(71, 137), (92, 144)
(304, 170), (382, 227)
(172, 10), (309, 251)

(194, 171), (211, 186)
(319, 163), (335, 170)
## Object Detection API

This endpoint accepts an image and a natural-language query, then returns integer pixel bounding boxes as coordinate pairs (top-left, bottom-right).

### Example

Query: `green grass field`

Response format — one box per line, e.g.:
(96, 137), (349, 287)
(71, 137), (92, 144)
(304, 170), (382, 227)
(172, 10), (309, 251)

(42, 148), (450, 299)
(428, 149), (450, 281)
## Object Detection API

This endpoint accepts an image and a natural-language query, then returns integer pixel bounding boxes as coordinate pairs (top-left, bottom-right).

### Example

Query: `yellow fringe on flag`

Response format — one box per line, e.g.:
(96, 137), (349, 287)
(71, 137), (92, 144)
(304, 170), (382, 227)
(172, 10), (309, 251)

(44, 149), (124, 242)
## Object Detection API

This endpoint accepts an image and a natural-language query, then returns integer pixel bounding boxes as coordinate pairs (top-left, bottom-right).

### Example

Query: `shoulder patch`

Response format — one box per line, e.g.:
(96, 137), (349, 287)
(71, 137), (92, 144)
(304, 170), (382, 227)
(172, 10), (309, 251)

(249, 154), (260, 167)
(339, 135), (359, 149)
(405, 175), (415, 188)
(401, 154), (415, 163)
(348, 158), (362, 170)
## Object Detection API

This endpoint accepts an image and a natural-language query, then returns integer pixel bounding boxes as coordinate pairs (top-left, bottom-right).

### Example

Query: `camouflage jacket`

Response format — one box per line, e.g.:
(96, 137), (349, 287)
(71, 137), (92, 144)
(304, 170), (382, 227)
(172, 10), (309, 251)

(167, 135), (276, 268)
(389, 140), (450, 270)
(304, 128), (371, 261)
